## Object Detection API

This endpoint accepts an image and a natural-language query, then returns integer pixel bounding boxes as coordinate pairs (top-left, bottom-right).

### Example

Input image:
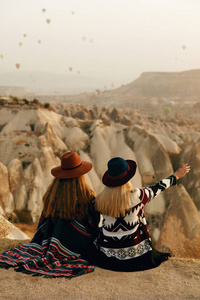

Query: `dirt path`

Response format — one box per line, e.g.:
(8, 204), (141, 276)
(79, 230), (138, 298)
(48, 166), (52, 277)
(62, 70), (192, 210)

(0, 257), (200, 300)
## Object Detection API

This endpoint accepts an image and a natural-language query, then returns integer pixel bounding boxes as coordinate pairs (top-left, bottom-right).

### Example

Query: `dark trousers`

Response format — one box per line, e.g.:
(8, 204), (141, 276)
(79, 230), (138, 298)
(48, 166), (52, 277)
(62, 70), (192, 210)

(83, 244), (171, 272)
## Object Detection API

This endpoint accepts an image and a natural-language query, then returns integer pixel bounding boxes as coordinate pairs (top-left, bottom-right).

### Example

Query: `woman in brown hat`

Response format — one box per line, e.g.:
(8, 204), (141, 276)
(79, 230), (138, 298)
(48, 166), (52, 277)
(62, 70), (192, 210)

(0, 152), (100, 278)
(90, 157), (190, 271)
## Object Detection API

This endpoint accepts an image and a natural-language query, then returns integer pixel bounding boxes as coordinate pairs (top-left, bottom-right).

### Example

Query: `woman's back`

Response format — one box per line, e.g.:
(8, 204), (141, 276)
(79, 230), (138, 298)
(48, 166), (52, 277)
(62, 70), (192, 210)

(93, 157), (190, 271)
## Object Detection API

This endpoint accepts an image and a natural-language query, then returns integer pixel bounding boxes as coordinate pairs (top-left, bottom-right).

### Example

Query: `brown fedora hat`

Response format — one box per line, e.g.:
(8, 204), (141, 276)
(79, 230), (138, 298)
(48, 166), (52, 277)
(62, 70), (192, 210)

(51, 152), (92, 179)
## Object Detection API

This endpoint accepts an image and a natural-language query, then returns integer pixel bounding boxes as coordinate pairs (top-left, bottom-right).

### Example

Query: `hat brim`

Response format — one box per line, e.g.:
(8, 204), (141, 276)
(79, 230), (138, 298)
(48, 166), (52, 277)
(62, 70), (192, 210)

(51, 161), (92, 179)
(102, 160), (137, 187)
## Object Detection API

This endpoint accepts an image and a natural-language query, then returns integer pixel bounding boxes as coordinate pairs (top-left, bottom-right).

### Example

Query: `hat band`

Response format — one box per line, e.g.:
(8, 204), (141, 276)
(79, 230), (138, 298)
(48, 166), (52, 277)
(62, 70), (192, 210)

(61, 163), (82, 170)
(108, 166), (130, 180)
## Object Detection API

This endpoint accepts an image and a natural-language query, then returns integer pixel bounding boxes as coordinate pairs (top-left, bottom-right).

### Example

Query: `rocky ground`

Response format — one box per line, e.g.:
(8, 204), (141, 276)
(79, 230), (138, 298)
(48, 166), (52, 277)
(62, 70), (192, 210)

(0, 98), (200, 257)
(0, 251), (200, 300)
(0, 97), (200, 299)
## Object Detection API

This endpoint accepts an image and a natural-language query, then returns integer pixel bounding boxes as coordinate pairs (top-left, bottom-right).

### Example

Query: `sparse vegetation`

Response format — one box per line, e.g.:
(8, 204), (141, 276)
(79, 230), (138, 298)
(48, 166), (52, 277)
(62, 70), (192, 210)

(43, 102), (50, 109)
(22, 98), (29, 105)
(14, 209), (33, 224)
(32, 98), (39, 105)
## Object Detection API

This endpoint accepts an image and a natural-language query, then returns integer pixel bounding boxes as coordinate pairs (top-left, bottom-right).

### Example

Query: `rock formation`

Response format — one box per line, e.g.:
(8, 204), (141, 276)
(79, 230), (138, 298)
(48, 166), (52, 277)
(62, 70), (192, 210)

(0, 102), (200, 256)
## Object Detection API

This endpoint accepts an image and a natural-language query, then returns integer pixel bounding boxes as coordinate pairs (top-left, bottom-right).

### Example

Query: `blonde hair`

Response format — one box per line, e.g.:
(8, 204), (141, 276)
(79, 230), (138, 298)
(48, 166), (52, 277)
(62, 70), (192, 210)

(42, 175), (95, 221)
(95, 181), (133, 218)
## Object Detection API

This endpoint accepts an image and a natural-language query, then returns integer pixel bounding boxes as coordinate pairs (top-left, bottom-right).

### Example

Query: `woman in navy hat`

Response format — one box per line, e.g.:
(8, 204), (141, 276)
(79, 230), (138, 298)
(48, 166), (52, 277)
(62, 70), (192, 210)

(92, 157), (190, 271)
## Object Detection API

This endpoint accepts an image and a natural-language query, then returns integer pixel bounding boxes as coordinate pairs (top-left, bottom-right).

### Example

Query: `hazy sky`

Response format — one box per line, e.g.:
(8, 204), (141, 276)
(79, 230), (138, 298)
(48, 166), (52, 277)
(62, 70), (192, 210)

(1, 0), (200, 86)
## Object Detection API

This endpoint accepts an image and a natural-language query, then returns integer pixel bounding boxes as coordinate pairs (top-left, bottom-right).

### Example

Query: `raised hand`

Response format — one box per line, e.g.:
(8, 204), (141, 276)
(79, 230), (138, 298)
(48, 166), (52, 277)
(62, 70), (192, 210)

(174, 163), (190, 180)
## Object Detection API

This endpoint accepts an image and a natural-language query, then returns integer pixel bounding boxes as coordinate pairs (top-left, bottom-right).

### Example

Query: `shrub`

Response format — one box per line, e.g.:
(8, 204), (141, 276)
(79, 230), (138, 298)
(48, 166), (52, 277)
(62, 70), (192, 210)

(32, 98), (39, 105)
(14, 209), (33, 224)
(22, 98), (29, 105)
(44, 103), (50, 109)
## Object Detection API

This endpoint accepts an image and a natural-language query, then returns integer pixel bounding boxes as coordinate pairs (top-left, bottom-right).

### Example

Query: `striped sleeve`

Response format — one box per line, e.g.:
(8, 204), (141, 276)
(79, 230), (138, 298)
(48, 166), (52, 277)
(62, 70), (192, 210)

(138, 174), (177, 205)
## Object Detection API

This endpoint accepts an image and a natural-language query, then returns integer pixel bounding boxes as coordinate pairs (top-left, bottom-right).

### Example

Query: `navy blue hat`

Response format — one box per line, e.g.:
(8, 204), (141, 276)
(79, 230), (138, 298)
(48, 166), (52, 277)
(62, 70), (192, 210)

(102, 157), (137, 187)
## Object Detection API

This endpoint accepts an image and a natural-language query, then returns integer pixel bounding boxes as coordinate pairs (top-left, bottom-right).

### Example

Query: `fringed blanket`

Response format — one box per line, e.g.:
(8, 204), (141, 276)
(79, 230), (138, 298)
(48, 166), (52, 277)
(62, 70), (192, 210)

(0, 204), (99, 278)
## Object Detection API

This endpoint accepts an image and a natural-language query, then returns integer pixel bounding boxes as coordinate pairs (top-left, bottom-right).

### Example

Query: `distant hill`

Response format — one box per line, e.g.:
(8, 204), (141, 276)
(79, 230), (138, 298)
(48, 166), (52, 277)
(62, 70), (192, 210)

(107, 69), (200, 101)
(1, 69), (200, 103)
(0, 86), (35, 99)
(0, 71), (108, 95)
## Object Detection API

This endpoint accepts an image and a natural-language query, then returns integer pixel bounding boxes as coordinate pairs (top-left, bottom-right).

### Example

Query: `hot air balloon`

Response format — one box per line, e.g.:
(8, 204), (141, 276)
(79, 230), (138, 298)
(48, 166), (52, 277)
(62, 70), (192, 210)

(0, 54), (4, 59)
(42, 8), (46, 13)
(18, 42), (23, 47)
(23, 34), (27, 38)
(82, 36), (87, 42)
(182, 45), (186, 50)
(46, 19), (51, 24)
(69, 67), (73, 72)
(38, 40), (41, 44)
(71, 11), (75, 15)
(90, 38), (94, 43)
(95, 89), (101, 95)
(111, 83), (115, 88)
(16, 64), (20, 69)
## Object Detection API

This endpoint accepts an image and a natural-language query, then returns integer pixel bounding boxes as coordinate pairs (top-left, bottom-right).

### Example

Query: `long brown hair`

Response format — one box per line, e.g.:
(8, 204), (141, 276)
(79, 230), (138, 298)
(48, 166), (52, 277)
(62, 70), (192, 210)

(42, 175), (96, 221)
(95, 181), (133, 218)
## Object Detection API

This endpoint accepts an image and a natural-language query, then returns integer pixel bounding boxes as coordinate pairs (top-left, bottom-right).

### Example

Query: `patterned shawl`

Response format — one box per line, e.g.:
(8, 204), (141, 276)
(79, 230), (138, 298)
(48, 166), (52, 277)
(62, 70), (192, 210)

(0, 201), (99, 278)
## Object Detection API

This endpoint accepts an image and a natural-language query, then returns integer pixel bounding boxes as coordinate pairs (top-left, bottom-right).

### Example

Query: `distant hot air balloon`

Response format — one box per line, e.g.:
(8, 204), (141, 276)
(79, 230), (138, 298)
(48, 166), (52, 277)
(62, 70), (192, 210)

(77, 71), (80, 75)
(46, 19), (51, 24)
(18, 42), (23, 47)
(23, 34), (27, 38)
(0, 54), (4, 59)
(69, 67), (73, 72)
(16, 64), (20, 69)
(90, 38), (94, 43)
(95, 89), (101, 95)
(82, 36), (87, 42)
(38, 40), (41, 44)
(111, 83), (115, 87)
(71, 11), (75, 15)
(42, 8), (46, 13)
(182, 45), (186, 50)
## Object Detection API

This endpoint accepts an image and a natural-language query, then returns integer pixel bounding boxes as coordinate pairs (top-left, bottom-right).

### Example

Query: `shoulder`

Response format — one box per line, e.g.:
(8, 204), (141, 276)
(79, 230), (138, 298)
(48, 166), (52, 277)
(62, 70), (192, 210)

(129, 188), (141, 207)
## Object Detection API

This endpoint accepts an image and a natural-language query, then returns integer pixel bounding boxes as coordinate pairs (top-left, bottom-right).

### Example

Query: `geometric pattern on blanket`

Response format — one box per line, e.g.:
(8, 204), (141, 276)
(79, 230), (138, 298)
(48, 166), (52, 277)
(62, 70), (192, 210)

(0, 206), (98, 278)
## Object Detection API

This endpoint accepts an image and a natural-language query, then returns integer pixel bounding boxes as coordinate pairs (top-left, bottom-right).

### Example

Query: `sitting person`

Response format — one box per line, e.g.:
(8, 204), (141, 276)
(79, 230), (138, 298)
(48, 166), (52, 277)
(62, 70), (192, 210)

(0, 152), (100, 278)
(92, 157), (190, 271)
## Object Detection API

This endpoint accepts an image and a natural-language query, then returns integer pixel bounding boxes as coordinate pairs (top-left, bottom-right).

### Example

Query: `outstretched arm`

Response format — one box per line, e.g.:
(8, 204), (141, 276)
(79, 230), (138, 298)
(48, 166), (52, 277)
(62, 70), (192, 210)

(137, 164), (190, 205)
(174, 163), (190, 180)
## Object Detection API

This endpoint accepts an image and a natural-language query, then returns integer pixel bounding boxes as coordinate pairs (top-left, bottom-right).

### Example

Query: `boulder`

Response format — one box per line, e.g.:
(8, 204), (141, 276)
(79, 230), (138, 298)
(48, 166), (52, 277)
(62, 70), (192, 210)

(179, 141), (200, 210)
(156, 184), (200, 256)
(63, 126), (89, 152)
(39, 123), (67, 156)
(0, 162), (14, 212)
(0, 213), (29, 240)
(8, 158), (23, 194)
